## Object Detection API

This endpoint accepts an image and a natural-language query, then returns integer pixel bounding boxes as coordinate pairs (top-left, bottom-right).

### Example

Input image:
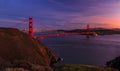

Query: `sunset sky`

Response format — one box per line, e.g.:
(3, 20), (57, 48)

(0, 0), (120, 30)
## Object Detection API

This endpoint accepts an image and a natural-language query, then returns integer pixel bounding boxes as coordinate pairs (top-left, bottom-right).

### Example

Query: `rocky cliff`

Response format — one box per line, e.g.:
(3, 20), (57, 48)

(0, 28), (60, 71)
(106, 56), (120, 71)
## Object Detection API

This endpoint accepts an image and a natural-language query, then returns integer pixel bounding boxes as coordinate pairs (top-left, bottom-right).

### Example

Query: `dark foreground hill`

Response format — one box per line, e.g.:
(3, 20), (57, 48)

(0, 28), (60, 71)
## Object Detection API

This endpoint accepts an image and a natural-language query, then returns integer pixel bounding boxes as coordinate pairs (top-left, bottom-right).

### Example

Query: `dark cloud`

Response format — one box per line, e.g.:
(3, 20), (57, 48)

(0, 0), (120, 29)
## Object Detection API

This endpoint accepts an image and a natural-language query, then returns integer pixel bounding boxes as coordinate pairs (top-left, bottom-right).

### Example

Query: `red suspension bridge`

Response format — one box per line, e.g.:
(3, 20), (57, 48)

(6, 17), (97, 39)
(28, 17), (97, 39)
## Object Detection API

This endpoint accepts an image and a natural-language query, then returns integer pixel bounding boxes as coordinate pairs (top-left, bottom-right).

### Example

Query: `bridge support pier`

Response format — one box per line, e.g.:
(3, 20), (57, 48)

(29, 17), (34, 37)
(87, 24), (90, 33)
(86, 24), (90, 39)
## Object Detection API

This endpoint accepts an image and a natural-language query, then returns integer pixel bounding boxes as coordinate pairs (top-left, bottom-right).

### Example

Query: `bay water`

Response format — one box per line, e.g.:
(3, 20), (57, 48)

(38, 34), (120, 66)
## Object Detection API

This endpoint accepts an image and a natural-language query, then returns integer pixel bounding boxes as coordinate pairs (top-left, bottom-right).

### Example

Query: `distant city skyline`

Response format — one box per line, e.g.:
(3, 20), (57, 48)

(0, 0), (120, 30)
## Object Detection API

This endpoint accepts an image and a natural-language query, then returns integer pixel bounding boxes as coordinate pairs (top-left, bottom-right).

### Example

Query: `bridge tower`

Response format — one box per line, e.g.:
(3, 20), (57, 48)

(86, 24), (90, 38)
(29, 17), (34, 37)
(87, 24), (90, 33)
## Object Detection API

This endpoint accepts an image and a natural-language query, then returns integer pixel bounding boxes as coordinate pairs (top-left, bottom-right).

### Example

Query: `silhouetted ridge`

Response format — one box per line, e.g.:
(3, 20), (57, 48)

(0, 27), (60, 71)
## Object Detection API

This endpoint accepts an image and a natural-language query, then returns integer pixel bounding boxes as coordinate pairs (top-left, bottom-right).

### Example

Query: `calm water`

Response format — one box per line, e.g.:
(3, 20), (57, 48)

(38, 34), (120, 66)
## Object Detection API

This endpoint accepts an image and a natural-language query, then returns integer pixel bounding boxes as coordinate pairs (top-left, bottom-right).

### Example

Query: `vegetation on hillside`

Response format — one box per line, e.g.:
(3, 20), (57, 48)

(54, 64), (118, 71)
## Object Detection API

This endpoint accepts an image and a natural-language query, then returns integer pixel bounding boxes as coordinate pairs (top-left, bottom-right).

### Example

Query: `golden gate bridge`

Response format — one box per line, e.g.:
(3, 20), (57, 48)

(3, 17), (97, 39)
(27, 17), (97, 39)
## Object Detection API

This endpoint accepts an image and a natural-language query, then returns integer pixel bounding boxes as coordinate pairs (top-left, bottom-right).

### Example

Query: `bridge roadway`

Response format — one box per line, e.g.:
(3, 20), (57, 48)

(35, 32), (97, 39)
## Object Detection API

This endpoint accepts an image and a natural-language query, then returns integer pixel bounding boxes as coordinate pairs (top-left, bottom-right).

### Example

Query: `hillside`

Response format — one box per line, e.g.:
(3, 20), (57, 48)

(0, 27), (60, 71)
(57, 28), (120, 35)
(54, 64), (118, 71)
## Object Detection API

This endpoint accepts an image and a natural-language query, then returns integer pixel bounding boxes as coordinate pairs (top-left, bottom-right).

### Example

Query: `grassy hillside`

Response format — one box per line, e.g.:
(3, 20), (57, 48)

(0, 27), (60, 71)
(54, 64), (118, 71)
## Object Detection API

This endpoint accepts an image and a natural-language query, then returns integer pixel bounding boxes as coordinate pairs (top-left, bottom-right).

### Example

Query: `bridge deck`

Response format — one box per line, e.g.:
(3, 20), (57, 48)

(35, 32), (97, 38)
